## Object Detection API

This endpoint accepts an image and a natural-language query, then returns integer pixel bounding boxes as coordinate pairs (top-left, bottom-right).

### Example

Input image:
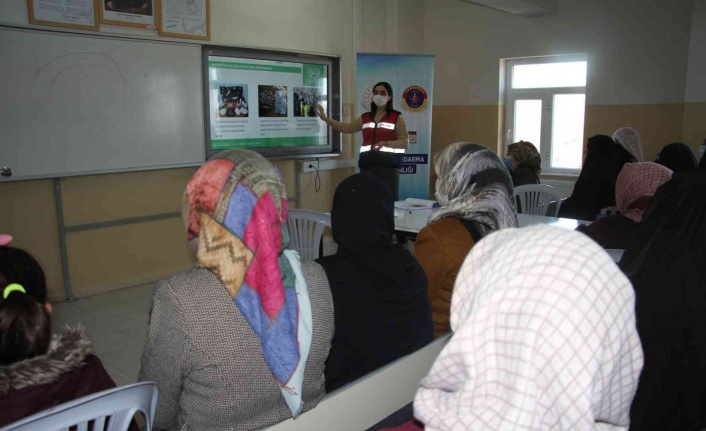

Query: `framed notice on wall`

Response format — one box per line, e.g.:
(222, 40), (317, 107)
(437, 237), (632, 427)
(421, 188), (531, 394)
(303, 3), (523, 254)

(158, 0), (210, 40)
(99, 0), (157, 29)
(28, 0), (100, 31)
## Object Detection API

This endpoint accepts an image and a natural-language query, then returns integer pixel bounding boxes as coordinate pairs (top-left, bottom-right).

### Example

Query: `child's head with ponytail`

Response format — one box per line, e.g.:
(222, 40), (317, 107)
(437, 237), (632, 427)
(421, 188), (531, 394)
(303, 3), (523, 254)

(0, 246), (52, 365)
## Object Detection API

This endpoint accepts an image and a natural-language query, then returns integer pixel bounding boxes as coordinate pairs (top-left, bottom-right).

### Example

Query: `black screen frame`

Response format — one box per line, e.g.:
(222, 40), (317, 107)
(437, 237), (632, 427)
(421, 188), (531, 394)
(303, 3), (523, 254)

(202, 45), (341, 160)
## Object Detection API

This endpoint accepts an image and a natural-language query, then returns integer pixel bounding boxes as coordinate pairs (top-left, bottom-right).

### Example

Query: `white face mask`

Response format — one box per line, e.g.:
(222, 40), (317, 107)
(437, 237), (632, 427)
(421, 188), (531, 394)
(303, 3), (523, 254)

(372, 95), (389, 107)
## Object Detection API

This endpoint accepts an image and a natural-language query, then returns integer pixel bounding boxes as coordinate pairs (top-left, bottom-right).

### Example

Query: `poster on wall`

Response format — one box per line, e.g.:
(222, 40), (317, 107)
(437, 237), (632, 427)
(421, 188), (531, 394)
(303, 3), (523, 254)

(158, 0), (210, 40)
(356, 53), (435, 200)
(206, 56), (329, 151)
(99, 0), (156, 29)
(28, 0), (100, 31)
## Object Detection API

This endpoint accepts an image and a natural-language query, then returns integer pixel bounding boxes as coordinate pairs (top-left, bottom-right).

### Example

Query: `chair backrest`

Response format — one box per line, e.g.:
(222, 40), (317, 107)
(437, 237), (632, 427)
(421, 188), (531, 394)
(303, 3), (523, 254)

(514, 184), (562, 217)
(600, 205), (619, 216)
(286, 209), (331, 261)
(1, 382), (158, 431)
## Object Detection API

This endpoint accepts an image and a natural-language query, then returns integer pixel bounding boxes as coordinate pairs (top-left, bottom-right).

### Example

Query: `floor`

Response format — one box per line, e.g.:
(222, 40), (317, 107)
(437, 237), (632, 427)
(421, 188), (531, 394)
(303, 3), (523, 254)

(52, 283), (155, 386)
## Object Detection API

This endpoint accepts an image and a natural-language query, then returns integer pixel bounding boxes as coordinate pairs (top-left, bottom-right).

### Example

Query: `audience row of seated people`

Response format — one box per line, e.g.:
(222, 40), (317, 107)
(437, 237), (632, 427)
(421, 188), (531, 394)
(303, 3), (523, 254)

(0, 136), (704, 430)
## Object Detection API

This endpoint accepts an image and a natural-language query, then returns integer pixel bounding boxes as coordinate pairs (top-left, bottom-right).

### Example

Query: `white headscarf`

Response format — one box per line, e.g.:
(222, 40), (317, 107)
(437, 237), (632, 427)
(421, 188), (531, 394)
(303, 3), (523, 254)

(414, 225), (643, 431)
(431, 142), (518, 239)
(613, 127), (644, 162)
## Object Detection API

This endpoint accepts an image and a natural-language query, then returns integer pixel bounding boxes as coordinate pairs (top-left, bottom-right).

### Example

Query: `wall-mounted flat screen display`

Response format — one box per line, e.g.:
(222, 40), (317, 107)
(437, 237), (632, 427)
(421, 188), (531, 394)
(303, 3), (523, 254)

(203, 46), (341, 159)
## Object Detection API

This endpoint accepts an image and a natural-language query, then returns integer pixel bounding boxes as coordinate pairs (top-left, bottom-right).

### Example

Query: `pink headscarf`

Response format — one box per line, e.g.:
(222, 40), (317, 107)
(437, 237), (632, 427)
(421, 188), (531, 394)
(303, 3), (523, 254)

(616, 162), (673, 222)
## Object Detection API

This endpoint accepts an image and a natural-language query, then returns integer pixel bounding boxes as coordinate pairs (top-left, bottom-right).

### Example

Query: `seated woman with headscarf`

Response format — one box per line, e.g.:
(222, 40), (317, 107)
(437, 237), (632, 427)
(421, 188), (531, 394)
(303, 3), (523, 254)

(620, 170), (706, 431)
(316, 173), (433, 392)
(139, 149), (334, 431)
(655, 142), (699, 172)
(413, 143), (518, 337)
(613, 126), (644, 162)
(414, 225), (644, 431)
(504, 140), (541, 187)
(577, 162), (672, 249)
(559, 135), (633, 221)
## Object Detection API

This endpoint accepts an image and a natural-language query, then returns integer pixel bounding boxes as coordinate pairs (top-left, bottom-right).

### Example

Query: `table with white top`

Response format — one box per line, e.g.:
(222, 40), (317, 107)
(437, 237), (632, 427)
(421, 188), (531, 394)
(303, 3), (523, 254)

(394, 207), (624, 262)
(394, 208), (589, 234)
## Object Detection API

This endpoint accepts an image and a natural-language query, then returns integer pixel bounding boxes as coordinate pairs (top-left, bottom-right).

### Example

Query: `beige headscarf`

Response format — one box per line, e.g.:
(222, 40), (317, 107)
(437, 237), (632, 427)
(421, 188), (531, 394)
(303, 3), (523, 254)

(414, 225), (643, 431)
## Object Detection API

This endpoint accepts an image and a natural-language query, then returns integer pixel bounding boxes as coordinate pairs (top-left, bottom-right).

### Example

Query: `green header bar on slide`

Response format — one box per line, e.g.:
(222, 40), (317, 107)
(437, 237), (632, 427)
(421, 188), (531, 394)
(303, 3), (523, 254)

(211, 136), (326, 149)
(209, 61), (301, 73)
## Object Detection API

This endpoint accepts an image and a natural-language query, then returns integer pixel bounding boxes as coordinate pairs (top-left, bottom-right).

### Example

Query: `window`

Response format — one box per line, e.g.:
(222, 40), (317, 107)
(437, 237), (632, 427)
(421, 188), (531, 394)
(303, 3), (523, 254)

(504, 55), (587, 174)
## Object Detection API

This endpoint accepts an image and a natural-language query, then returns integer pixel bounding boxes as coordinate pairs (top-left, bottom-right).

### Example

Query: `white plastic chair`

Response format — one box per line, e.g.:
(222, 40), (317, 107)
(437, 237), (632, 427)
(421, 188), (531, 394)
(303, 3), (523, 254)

(286, 209), (331, 261)
(1, 382), (158, 431)
(514, 184), (562, 217)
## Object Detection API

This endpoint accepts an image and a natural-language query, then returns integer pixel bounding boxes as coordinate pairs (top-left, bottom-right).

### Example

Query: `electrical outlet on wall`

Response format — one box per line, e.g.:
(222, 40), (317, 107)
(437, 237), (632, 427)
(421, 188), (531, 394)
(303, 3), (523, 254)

(299, 159), (357, 173)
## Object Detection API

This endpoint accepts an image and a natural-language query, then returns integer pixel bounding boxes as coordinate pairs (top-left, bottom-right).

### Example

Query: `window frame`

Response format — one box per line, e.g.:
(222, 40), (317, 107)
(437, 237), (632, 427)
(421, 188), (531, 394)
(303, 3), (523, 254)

(504, 54), (587, 175)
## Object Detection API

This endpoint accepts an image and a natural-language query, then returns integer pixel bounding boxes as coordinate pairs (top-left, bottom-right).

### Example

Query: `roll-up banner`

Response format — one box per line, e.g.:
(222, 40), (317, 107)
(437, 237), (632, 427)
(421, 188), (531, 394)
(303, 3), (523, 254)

(356, 53), (435, 199)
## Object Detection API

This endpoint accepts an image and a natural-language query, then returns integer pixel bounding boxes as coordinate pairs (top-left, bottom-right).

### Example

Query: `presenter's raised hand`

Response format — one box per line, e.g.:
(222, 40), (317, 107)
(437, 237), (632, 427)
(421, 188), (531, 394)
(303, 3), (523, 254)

(316, 104), (328, 121)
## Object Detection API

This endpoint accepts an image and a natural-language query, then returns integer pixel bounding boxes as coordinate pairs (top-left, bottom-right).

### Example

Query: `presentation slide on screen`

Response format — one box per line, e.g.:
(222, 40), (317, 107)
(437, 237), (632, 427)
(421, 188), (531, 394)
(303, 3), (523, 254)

(207, 56), (329, 150)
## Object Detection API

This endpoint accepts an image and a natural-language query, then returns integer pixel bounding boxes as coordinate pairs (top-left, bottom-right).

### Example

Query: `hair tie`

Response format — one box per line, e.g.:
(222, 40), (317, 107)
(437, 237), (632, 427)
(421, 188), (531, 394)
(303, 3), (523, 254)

(3, 283), (26, 299)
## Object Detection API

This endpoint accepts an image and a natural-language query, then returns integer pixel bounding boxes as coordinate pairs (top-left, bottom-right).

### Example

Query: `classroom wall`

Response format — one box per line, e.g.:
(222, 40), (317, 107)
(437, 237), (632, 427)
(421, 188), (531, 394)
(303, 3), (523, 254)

(423, 0), (695, 163)
(683, 0), (706, 152)
(0, 0), (359, 300)
(1, 0), (701, 300)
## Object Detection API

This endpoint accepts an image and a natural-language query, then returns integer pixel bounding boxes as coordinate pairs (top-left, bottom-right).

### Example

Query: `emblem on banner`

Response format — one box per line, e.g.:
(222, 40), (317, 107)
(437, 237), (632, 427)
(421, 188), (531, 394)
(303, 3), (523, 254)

(402, 85), (428, 112)
(408, 131), (417, 144)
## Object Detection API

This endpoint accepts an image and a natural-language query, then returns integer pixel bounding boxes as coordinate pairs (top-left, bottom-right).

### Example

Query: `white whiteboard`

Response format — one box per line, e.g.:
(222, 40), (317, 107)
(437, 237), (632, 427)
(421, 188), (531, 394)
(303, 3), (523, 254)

(0, 26), (205, 181)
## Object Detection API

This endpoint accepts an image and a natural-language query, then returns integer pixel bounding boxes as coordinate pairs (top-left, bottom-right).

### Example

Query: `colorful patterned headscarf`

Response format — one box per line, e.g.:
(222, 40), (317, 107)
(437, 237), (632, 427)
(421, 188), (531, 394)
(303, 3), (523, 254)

(431, 143), (518, 239)
(616, 162), (672, 222)
(613, 127), (644, 162)
(507, 140), (541, 172)
(415, 225), (644, 430)
(184, 149), (312, 417)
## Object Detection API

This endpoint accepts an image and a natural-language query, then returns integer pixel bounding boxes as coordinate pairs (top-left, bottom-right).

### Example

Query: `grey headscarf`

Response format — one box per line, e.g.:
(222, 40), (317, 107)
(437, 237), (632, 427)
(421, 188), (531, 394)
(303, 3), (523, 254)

(430, 142), (518, 238)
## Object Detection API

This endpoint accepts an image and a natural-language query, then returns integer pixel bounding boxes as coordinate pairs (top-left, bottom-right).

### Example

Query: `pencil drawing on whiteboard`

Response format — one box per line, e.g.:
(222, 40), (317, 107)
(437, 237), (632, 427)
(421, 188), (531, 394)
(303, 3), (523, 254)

(34, 52), (132, 138)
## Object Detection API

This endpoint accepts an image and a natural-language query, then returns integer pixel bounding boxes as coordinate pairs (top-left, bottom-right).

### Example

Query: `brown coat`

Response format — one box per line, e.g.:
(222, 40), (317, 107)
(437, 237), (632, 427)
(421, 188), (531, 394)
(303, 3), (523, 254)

(413, 217), (475, 337)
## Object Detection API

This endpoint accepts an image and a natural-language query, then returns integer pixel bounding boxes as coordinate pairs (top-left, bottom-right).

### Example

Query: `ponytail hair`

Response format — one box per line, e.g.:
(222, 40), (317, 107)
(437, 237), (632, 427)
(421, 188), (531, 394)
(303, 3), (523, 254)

(0, 288), (51, 365)
(0, 246), (52, 365)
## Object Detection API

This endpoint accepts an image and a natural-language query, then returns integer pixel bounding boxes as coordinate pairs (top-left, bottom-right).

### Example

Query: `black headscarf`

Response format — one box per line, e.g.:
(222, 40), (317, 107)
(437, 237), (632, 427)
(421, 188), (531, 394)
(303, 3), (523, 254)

(655, 142), (698, 173)
(328, 172), (413, 287)
(558, 135), (627, 221)
(316, 173), (433, 391)
(619, 170), (706, 431)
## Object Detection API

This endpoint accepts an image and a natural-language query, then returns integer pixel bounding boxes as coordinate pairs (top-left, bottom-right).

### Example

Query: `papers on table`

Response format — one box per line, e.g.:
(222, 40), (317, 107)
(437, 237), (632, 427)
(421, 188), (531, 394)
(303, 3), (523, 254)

(394, 198), (438, 211)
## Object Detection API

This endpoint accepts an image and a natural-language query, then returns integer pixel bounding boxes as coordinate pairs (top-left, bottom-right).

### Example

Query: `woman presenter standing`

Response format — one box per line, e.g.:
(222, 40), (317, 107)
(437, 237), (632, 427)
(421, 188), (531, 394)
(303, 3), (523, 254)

(317, 81), (409, 199)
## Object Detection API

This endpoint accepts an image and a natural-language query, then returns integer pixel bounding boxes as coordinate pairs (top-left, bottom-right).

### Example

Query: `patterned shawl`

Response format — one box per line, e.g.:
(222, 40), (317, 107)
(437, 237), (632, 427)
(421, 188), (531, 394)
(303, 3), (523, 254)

(184, 149), (312, 417)
(414, 225), (644, 431)
(508, 140), (541, 172)
(616, 162), (672, 222)
(430, 142), (518, 239)
(613, 127), (644, 162)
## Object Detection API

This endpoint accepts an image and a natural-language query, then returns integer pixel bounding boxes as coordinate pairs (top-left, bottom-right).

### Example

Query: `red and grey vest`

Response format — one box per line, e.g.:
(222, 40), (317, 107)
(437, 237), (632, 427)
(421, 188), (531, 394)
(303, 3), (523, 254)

(360, 110), (405, 154)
